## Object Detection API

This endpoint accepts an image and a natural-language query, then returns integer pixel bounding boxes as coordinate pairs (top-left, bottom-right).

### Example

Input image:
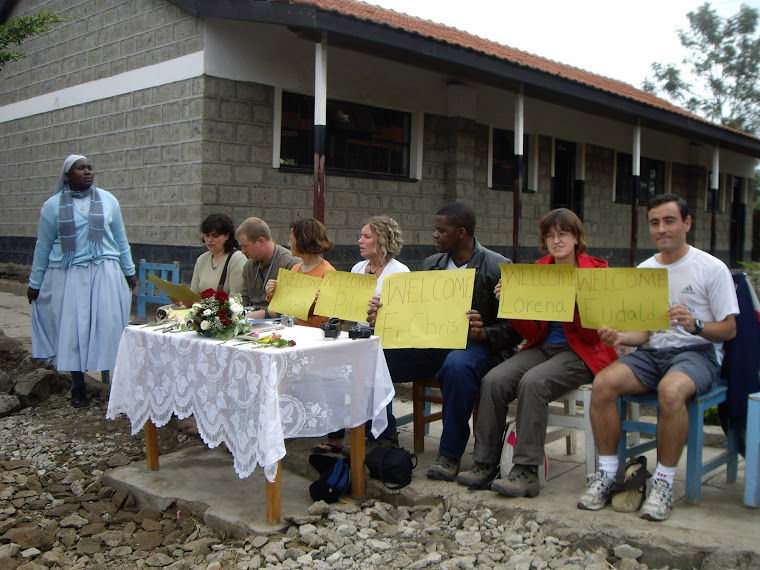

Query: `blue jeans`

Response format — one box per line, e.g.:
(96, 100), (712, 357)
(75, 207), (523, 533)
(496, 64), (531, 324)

(380, 340), (491, 459)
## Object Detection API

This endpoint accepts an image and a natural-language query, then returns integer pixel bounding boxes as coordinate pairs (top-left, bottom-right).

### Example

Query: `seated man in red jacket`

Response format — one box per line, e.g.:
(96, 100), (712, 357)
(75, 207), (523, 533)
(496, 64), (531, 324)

(457, 208), (617, 498)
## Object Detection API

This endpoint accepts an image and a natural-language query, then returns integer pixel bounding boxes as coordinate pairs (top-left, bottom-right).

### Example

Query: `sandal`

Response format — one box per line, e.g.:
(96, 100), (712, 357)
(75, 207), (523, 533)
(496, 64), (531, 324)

(611, 455), (652, 512)
(312, 441), (344, 454)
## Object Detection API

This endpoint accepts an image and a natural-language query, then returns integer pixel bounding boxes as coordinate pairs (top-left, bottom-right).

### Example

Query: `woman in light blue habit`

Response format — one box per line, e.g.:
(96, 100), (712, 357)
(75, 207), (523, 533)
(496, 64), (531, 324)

(27, 155), (137, 407)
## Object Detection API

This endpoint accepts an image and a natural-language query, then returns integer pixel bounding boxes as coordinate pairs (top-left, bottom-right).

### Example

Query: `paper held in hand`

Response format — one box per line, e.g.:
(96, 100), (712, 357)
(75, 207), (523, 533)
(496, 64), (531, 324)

(146, 273), (201, 304)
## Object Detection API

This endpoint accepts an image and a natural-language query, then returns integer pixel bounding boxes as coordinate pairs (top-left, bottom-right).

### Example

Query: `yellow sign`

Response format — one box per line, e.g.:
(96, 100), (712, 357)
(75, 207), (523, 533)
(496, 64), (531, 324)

(314, 270), (377, 322)
(146, 274), (201, 303)
(267, 268), (323, 321)
(375, 269), (475, 349)
(497, 264), (576, 322)
(576, 268), (669, 330)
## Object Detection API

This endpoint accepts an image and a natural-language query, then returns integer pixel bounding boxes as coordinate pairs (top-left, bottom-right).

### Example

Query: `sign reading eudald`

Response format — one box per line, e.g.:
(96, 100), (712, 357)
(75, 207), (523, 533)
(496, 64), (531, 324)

(576, 268), (669, 330)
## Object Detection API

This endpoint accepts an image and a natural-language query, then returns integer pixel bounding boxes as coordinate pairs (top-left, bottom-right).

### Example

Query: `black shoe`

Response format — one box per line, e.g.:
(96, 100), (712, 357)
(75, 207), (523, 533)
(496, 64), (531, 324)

(71, 388), (89, 408)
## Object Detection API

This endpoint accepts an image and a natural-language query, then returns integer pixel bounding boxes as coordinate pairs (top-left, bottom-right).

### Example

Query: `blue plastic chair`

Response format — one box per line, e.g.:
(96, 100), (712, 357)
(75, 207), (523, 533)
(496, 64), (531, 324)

(617, 380), (739, 504)
(136, 259), (180, 318)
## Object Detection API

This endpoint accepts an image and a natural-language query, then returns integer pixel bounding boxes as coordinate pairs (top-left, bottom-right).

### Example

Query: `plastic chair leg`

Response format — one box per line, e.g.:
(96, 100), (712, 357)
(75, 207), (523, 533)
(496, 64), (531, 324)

(745, 392), (760, 508)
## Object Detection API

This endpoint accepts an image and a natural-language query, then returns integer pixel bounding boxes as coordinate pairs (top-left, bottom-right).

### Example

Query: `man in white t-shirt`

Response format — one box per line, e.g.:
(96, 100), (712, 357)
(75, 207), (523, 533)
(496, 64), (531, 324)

(578, 194), (739, 521)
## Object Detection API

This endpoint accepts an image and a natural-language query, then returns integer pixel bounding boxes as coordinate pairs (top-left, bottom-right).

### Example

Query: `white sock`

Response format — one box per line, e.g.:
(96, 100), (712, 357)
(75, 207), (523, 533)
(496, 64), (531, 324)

(598, 455), (618, 480)
(654, 463), (676, 487)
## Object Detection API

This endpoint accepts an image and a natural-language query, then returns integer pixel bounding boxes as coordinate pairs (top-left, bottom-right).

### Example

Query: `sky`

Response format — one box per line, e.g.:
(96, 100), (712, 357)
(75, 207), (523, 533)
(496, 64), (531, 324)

(365, 0), (753, 89)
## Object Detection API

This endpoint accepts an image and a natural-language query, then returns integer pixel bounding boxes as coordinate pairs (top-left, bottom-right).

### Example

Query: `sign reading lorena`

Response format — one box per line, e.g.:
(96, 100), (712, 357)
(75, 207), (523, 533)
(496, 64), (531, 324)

(497, 264), (576, 322)
(375, 269), (475, 349)
(267, 268), (323, 322)
(314, 270), (377, 323)
(576, 268), (669, 330)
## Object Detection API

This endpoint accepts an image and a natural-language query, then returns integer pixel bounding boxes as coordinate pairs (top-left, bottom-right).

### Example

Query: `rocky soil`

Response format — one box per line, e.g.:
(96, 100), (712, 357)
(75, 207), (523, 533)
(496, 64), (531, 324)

(1, 329), (757, 569)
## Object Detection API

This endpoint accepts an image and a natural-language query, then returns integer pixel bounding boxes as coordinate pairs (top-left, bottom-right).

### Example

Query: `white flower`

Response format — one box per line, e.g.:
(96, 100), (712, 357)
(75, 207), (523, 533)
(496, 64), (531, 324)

(203, 308), (213, 317)
(200, 320), (211, 331)
(229, 302), (243, 315)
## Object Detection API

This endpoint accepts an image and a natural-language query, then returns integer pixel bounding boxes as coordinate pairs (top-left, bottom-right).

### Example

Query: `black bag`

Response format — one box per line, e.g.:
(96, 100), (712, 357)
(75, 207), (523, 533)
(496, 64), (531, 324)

(308, 454), (351, 503)
(364, 447), (417, 489)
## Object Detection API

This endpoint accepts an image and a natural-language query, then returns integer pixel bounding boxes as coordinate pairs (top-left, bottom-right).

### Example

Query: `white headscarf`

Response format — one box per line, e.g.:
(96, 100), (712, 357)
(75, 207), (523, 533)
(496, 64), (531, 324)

(52, 154), (87, 195)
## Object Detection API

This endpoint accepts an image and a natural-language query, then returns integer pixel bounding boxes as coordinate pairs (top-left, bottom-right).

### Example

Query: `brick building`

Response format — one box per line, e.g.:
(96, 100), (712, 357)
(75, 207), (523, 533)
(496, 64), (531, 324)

(1, 0), (759, 280)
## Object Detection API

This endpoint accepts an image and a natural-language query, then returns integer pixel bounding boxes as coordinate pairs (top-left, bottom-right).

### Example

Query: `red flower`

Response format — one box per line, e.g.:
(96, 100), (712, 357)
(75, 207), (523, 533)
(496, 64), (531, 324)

(214, 290), (229, 303)
(217, 309), (228, 319)
(201, 289), (216, 299)
(222, 319), (232, 326)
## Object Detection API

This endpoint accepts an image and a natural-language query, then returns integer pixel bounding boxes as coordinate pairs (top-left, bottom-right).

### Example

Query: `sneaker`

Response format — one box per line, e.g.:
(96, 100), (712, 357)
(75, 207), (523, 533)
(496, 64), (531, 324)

(426, 455), (461, 481)
(491, 464), (540, 498)
(577, 471), (614, 510)
(639, 478), (673, 522)
(457, 461), (498, 487)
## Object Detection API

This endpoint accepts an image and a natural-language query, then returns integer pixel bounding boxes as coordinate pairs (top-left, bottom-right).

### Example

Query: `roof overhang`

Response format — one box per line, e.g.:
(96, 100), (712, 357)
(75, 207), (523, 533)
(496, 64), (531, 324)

(168, 0), (760, 158)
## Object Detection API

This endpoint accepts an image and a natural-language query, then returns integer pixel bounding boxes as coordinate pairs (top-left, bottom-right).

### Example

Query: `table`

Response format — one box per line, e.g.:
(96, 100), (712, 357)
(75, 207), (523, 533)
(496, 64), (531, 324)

(106, 324), (394, 523)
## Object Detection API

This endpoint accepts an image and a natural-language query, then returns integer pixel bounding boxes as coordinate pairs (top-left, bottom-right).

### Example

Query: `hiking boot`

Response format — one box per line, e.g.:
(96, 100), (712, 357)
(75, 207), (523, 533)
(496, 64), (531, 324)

(457, 461), (498, 487)
(577, 471), (614, 510)
(491, 464), (540, 498)
(639, 478), (673, 522)
(426, 454), (460, 481)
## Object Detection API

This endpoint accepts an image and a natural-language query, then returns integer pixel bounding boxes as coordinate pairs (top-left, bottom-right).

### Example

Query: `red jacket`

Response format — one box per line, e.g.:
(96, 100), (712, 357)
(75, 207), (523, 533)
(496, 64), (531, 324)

(510, 252), (618, 375)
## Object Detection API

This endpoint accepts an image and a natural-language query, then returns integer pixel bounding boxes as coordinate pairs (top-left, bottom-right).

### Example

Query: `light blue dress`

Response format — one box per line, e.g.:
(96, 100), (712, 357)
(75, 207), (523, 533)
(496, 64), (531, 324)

(30, 187), (135, 372)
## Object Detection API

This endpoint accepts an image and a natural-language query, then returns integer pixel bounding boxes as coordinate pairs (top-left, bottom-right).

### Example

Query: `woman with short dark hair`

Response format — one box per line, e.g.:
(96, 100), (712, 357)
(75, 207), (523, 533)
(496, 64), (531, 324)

(188, 213), (246, 296)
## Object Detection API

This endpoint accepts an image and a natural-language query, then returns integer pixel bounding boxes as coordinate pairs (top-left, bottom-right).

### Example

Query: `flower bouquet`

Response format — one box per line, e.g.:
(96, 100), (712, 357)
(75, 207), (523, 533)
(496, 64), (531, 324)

(234, 331), (296, 348)
(186, 289), (248, 340)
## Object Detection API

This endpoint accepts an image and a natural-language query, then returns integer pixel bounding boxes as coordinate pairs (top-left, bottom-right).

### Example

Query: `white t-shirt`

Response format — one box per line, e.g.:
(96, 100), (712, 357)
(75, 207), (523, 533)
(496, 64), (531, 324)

(640, 246), (738, 362)
(351, 257), (410, 325)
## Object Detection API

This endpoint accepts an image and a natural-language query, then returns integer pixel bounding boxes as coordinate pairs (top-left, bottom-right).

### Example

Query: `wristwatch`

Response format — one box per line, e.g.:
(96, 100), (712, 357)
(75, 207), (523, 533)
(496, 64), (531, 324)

(692, 318), (704, 335)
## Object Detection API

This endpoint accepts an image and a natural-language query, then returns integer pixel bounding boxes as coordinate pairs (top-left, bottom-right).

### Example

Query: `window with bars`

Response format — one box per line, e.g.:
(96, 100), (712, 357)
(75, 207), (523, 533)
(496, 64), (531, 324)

(615, 152), (665, 205)
(280, 92), (411, 178)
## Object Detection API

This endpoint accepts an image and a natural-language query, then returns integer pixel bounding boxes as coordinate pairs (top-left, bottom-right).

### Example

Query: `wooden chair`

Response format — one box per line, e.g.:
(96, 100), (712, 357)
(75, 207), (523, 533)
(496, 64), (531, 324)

(410, 376), (478, 453)
(136, 259), (180, 318)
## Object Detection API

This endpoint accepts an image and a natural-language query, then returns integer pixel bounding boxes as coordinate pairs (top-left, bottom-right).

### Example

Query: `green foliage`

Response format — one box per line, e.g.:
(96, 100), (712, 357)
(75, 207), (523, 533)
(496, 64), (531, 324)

(0, 11), (66, 71)
(704, 405), (720, 426)
(643, 3), (760, 134)
(738, 260), (760, 295)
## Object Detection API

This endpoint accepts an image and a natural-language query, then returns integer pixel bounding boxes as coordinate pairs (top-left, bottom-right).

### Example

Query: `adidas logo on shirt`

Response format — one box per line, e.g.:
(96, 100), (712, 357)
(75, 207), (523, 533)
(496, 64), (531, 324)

(681, 285), (696, 295)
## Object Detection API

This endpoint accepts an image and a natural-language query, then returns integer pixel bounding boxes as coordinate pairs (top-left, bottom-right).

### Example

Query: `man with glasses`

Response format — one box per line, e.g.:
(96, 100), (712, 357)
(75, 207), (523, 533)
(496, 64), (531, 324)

(578, 194), (738, 521)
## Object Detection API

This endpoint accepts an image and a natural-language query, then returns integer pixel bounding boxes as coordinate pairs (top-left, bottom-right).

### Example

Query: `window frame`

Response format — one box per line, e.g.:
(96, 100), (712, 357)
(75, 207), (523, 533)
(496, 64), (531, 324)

(489, 126), (532, 192)
(614, 151), (665, 205)
(278, 91), (414, 180)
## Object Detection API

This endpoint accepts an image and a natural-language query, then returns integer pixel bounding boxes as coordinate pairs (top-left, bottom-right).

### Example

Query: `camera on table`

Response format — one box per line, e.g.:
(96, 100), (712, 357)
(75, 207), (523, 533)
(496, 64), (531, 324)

(320, 317), (342, 339)
(348, 326), (373, 339)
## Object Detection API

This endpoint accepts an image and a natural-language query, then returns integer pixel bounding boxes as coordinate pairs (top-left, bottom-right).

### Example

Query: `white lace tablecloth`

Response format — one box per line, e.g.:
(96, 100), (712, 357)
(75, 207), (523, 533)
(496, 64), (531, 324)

(106, 325), (394, 482)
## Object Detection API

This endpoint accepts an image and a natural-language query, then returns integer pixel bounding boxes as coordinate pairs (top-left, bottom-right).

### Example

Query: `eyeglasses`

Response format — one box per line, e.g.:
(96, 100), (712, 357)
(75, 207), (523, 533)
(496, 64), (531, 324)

(544, 231), (572, 241)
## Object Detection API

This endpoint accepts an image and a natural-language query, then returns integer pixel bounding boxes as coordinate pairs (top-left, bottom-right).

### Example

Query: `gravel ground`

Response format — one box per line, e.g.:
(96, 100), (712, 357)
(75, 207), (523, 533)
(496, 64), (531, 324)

(1, 338), (756, 569)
